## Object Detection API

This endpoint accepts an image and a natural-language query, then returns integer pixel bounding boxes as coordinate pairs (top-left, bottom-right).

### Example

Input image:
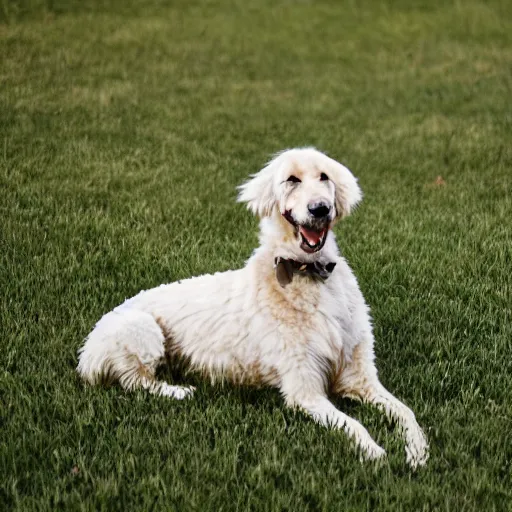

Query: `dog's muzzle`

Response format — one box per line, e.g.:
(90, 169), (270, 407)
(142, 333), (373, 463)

(282, 209), (331, 254)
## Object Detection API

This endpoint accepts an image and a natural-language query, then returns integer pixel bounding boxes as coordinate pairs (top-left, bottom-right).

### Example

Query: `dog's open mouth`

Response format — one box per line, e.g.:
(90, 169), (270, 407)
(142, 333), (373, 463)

(282, 210), (329, 254)
(299, 226), (328, 253)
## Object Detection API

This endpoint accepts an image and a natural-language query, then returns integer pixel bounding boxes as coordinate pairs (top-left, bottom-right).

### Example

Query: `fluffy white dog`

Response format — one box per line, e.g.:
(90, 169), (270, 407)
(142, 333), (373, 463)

(78, 147), (428, 467)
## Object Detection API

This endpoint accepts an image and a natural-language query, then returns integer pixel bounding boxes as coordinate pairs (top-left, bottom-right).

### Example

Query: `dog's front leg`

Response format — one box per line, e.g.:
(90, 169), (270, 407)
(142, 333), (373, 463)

(283, 387), (386, 462)
(337, 342), (429, 468)
(364, 382), (429, 468)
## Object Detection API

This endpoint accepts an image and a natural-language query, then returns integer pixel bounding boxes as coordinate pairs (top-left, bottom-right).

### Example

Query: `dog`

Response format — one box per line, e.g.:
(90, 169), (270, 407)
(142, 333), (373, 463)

(77, 147), (429, 467)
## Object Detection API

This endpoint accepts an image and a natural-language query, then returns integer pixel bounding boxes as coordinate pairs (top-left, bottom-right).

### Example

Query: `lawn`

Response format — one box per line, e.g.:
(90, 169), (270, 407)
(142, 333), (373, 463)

(1, 0), (511, 510)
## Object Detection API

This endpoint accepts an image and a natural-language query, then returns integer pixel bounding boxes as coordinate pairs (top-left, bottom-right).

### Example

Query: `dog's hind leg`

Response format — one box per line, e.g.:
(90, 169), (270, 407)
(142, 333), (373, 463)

(77, 309), (194, 400)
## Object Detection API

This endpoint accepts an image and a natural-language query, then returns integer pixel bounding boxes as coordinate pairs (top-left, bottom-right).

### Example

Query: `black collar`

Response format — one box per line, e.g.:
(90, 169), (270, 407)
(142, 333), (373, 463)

(274, 257), (336, 287)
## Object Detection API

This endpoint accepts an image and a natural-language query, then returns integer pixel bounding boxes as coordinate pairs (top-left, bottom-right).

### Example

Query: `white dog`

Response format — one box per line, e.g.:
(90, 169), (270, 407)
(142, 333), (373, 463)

(77, 147), (428, 467)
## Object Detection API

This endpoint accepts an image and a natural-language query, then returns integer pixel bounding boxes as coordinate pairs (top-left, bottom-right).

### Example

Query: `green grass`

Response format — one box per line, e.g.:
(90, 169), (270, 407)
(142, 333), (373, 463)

(1, 0), (512, 510)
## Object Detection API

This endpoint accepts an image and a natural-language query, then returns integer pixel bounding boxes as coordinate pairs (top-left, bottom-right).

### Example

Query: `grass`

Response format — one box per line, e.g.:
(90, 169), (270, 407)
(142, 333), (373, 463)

(1, 0), (512, 510)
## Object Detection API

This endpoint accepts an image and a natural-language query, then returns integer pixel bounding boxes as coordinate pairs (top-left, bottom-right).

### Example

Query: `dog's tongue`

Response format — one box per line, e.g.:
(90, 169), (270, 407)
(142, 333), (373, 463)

(299, 226), (325, 246)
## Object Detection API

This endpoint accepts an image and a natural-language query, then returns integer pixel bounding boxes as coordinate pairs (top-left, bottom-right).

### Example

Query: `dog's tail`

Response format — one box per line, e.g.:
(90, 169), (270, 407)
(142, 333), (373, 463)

(77, 309), (193, 399)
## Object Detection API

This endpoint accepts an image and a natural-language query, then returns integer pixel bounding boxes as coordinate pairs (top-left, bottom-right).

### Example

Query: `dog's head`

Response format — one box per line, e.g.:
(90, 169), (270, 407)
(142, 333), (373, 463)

(238, 148), (362, 254)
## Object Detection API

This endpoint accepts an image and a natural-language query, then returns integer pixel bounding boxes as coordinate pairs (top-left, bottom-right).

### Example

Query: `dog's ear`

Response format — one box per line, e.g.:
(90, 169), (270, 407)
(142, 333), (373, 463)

(237, 161), (277, 217)
(328, 159), (363, 218)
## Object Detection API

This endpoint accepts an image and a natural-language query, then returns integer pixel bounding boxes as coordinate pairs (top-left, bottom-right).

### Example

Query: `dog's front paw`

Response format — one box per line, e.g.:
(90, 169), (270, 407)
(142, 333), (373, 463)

(359, 441), (386, 464)
(405, 430), (429, 469)
(346, 420), (387, 464)
(367, 445), (387, 463)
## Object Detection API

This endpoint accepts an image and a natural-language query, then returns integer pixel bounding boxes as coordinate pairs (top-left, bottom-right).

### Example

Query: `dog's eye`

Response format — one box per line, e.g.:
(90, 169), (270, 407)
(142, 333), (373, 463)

(287, 175), (301, 183)
(320, 173), (329, 181)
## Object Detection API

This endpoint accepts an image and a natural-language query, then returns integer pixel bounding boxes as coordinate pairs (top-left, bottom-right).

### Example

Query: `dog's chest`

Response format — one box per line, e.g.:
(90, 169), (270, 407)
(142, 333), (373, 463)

(267, 277), (321, 319)
(262, 275), (347, 355)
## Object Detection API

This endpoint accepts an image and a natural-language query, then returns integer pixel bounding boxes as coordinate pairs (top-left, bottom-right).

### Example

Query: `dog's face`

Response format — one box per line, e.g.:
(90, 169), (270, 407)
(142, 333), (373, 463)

(279, 166), (336, 253)
(238, 148), (362, 254)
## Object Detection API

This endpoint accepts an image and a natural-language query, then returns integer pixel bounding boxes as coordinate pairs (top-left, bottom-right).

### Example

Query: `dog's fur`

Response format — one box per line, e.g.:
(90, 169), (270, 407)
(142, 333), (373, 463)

(77, 147), (428, 467)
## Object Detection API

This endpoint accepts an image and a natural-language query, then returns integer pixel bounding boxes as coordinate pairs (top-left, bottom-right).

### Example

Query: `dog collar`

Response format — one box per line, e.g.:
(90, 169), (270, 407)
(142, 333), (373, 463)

(274, 257), (336, 287)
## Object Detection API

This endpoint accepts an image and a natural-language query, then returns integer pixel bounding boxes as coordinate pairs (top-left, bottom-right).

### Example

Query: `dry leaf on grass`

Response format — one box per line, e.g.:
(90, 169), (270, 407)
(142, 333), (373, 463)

(426, 176), (447, 188)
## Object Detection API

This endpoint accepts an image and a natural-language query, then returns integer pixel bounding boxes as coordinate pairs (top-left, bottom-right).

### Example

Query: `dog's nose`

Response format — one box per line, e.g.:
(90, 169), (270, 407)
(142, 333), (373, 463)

(308, 202), (331, 219)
